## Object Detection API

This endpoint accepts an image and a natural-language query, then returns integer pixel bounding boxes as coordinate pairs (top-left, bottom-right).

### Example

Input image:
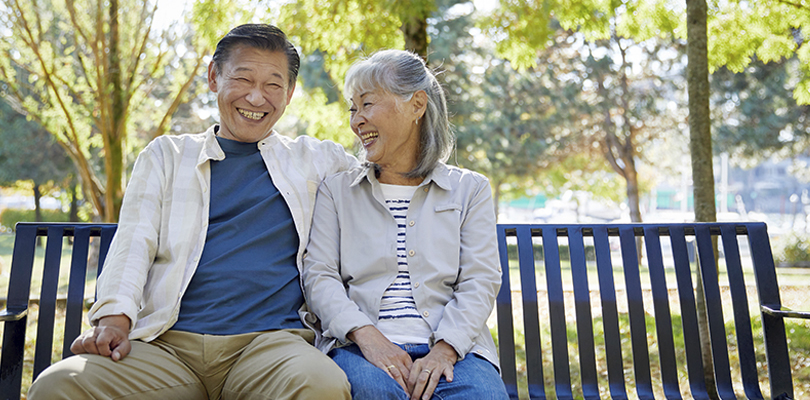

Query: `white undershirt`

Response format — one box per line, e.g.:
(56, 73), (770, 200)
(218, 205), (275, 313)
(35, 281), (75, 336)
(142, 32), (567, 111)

(375, 183), (433, 344)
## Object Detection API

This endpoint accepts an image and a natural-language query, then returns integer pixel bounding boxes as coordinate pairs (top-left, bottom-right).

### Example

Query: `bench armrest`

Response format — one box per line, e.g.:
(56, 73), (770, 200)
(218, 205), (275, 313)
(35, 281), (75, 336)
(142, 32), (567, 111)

(761, 304), (810, 319)
(0, 307), (29, 322)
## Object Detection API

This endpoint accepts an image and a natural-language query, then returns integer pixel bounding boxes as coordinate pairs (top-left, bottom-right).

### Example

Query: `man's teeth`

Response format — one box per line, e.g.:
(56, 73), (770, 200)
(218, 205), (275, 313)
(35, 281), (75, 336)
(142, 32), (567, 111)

(238, 109), (265, 120)
(360, 132), (378, 146)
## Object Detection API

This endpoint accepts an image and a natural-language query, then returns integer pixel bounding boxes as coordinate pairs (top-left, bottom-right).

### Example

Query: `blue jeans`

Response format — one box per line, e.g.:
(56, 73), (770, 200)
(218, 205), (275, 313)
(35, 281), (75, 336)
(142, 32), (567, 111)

(329, 343), (509, 400)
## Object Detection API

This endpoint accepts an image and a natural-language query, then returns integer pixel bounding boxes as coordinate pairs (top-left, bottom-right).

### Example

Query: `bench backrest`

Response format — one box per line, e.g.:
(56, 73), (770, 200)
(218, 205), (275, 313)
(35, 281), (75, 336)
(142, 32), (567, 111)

(0, 223), (116, 399)
(0, 222), (794, 399)
(495, 222), (792, 399)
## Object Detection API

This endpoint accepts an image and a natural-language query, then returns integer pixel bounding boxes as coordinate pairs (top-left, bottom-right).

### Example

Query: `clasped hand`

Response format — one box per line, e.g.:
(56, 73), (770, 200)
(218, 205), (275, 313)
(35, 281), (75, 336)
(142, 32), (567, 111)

(70, 314), (132, 361)
(349, 326), (458, 400)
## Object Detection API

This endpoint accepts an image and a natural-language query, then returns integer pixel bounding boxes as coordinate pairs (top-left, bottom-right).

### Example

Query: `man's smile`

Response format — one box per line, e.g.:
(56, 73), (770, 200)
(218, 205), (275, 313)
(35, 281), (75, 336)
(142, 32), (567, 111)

(238, 108), (267, 121)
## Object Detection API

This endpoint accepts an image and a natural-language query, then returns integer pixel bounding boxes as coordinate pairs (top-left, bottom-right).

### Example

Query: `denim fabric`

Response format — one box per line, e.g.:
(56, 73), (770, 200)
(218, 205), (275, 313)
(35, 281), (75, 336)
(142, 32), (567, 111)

(329, 344), (508, 400)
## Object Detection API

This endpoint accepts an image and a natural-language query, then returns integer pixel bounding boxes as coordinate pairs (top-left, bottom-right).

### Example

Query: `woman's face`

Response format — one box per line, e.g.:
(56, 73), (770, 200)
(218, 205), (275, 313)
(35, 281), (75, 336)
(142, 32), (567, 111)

(349, 89), (423, 173)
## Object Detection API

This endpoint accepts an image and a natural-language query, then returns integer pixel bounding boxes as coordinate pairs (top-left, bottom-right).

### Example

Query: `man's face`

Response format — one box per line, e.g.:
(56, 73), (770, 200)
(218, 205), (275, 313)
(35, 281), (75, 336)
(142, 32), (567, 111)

(208, 46), (295, 143)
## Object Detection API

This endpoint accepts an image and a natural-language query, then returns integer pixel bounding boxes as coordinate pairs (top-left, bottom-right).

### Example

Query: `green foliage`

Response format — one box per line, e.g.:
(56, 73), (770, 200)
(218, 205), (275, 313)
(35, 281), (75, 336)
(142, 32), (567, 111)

(538, 155), (626, 204)
(484, 0), (810, 105)
(0, 98), (74, 188)
(288, 88), (357, 148)
(0, 208), (74, 231)
(276, 0), (408, 82)
(773, 232), (810, 266)
(191, 0), (252, 52)
(711, 57), (810, 160)
(0, 0), (210, 220)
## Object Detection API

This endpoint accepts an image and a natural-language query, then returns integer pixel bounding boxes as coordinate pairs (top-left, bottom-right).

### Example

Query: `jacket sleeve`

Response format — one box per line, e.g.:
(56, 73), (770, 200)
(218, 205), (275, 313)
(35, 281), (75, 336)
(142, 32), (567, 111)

(432, 177), (502, 358)
(87, 141), (165, 329)
(302, 178), (375, 342)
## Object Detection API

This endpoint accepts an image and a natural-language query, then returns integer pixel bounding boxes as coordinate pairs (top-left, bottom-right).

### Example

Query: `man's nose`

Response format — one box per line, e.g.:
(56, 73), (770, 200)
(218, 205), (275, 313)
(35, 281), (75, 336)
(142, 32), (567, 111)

(246, 88), (266, 106)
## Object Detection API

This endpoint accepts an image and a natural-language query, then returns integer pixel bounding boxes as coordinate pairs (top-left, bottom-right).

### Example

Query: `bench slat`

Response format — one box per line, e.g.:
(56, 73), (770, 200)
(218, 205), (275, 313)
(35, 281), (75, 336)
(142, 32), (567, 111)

(496, 228), (519, 399)
(642, 226), (682, 399)
(63, 227), (92, 359)
(668, 226), (710, 398)
(33, 227), (66, 380)
(516, 226), (546, 399)
(568, 227), (600, 399)
(618, 226), (655, 399)
(541, 226), (573, 399)
(748, 223), (793, 398)
(592, 226), (629, 399)
(721, 225), (764, 399)
(695, 225), (738, 399)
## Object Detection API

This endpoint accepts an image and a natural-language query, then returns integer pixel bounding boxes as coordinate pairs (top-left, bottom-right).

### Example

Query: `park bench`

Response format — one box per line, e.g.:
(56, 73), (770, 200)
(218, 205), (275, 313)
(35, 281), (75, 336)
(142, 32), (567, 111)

(495, 222), (807, 399)
(0, 221), (805, 399)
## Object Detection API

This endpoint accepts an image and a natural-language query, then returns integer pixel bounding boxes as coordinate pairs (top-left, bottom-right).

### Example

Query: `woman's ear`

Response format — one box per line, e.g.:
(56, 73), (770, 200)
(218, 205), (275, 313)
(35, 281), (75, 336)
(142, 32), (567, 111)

(412, 90), (428, 120)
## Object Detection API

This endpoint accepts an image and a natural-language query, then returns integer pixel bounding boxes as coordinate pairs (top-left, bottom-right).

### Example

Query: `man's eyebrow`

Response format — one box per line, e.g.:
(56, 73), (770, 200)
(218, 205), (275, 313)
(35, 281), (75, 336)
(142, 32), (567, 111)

(232, 67), (285, 80)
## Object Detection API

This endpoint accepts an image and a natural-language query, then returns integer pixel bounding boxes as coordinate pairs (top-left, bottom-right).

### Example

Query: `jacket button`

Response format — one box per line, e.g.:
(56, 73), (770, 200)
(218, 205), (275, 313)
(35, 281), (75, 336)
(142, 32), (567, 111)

(408, 250), (415, 257)
(409, 220), (415, 227)
(423, 187), (429, 193)
(422, 310), (430, 317)
(414, 282), (420, 288)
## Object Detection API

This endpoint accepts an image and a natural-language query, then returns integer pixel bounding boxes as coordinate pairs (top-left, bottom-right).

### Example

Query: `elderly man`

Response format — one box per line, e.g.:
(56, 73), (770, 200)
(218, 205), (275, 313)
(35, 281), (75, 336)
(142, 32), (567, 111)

(28, 24), (355, 400)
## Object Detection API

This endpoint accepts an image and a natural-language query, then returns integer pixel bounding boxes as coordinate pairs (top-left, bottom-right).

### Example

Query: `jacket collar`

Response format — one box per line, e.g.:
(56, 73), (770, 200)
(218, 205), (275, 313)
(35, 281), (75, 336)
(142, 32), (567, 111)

(349, 162), (453, 191)
(198, 125), (282, 164)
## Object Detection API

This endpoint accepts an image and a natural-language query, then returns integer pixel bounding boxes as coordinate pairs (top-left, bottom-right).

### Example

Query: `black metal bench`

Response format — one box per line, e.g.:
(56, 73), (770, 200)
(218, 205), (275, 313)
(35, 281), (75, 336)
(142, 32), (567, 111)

(0, 222), (805, 399)
(0, 223), (116, 399)
(495, 222), (807, 399)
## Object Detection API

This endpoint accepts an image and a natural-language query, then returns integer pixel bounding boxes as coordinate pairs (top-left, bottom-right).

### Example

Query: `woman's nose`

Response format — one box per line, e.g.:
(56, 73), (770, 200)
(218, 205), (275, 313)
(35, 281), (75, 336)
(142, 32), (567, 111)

(350, 113), (364, 130)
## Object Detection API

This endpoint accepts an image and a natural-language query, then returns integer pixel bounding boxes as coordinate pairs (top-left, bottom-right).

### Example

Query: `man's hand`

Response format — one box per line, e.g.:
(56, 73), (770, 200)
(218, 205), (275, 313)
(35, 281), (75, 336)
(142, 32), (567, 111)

(70, 314), (132, 361)
(408, 340), (457, 400)
(348, 325), (414, 393)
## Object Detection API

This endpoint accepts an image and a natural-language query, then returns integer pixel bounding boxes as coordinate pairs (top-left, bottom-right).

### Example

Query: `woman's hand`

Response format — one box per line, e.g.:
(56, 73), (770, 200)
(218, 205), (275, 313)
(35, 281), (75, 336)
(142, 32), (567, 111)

(349, 325), (414, 393)
(408, 340), (457, 400)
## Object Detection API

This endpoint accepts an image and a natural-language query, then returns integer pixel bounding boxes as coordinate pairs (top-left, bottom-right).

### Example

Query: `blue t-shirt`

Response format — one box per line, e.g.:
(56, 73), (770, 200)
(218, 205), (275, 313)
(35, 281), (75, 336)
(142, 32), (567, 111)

(173, 136), (305, 334)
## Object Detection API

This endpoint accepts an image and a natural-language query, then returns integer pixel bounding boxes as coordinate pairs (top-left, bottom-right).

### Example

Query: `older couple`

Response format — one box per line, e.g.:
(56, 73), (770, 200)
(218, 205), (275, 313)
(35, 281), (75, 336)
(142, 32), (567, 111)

(29, 23), (506, 400)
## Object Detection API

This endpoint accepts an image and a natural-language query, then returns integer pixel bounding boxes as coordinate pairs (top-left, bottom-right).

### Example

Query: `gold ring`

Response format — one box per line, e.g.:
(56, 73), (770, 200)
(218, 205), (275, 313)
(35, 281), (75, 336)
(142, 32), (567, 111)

(422, 368), (432, 374)
(386, 365), (396, 370)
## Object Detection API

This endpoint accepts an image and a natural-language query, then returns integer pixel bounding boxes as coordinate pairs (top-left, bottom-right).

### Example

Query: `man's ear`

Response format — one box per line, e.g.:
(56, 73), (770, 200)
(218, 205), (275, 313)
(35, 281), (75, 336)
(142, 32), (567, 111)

(207, 61), (219, 92)
(412, 90), (428, 119)
(286, 81), (296, 105)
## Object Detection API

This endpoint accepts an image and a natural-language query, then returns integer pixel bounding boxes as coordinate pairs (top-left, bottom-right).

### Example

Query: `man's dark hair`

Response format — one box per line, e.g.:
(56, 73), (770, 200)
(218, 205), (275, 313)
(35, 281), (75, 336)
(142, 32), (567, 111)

(211, 24), (300, 88)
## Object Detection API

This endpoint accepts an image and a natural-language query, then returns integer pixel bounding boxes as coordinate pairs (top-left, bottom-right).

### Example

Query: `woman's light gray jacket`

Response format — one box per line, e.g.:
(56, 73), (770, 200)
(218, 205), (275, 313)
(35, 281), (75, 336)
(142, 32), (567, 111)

(302, 163), (502, 369)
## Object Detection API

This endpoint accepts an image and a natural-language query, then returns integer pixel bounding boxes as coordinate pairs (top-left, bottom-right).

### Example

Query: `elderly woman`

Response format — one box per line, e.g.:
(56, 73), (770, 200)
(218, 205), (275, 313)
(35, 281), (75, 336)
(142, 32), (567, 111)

(303, 49), (508, 400)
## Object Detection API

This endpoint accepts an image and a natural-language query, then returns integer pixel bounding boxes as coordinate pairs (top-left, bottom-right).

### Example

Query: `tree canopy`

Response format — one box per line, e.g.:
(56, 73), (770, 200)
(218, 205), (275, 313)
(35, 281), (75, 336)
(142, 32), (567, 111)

(0, 0), (208, 221)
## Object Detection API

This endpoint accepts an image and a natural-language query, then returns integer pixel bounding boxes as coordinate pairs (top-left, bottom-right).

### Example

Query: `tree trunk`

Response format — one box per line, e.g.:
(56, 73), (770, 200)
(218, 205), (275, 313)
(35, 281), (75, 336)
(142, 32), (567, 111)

(105, 0), (126, 222)
(33, 184), (42, 223)
(69, 181), (79, 223)
(686, 0), (718, 397)
(400, 12), (429, 60)
(625, 162), (643, 223)
(33, 183), (43, 247)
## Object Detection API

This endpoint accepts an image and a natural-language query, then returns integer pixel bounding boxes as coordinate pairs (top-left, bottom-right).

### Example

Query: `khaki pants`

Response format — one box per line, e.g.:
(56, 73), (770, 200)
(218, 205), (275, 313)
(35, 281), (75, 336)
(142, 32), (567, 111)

(28, 329), (350, 400)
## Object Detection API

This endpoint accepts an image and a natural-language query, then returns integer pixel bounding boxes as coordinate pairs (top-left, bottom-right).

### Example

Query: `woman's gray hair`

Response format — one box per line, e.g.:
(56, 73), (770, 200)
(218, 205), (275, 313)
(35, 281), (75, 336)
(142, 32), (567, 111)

(344, 50), (454, 178)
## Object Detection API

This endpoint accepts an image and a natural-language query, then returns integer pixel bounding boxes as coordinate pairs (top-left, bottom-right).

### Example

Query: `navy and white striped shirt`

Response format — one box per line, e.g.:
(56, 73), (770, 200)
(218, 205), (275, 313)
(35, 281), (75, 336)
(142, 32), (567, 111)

(376, 183), (433, 344)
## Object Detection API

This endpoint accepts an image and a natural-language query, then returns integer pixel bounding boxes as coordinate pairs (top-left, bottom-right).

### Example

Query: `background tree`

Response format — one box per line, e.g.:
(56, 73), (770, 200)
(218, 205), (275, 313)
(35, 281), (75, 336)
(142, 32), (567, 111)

(479, 0), (810, 225)
(0, 97), (76, 223)
(712, 56), (810, 162)
(0, 0), (208, 221)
